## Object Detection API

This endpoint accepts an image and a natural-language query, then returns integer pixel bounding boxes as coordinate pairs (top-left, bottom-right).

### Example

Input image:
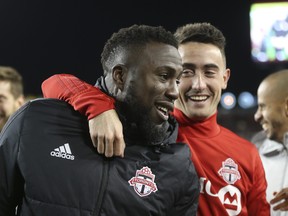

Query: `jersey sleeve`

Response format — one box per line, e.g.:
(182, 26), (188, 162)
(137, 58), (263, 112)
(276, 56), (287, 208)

(41, 74), (115, 120)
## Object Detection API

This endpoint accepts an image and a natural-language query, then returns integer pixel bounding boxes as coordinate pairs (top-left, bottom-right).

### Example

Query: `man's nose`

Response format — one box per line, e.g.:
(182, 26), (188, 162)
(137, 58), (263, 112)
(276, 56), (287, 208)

(254, 108), (262, 123)
(192, 74), (206, 90)
(166, 80), (179, 101)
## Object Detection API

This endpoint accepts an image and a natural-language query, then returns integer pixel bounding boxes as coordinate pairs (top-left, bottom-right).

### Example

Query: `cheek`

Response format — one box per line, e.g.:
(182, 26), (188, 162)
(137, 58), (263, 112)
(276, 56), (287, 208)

(178, 79), (191, 93)
(214, 77), (226, 91)
(264, 108), (279, 121)
(205, 80), (221, 96)
(211, 75), (227, 90)
(137, 84), (158, 103)
(149, 85), (164, 98)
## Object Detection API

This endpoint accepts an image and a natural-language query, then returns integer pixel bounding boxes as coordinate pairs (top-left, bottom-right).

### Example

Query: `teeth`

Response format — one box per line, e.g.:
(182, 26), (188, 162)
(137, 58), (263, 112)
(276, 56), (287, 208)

(189, 95), (208, 101)
(157, 106), (168, 114)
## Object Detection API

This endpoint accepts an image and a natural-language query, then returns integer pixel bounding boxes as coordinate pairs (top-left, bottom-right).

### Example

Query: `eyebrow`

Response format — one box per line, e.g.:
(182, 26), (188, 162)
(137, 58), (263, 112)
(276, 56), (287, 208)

(182, 63), (219, 70)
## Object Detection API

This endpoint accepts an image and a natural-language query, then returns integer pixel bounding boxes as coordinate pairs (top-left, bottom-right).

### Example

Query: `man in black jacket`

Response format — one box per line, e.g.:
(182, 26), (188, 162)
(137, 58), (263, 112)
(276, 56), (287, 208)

(0, 24), (200, 216)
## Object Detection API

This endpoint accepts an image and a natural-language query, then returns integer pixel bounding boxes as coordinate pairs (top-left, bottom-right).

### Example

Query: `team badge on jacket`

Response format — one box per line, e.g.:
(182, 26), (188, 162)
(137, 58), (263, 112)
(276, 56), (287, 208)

(128, 166), (158, 197)
(218, 158), (241, 184)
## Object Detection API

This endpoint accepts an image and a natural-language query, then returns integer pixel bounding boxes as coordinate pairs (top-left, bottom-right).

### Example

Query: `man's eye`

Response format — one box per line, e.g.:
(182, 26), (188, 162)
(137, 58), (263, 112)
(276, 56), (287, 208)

(182, 69), (194, 77)
(205, 71), (216, 77)
(160, 73), (168, 79)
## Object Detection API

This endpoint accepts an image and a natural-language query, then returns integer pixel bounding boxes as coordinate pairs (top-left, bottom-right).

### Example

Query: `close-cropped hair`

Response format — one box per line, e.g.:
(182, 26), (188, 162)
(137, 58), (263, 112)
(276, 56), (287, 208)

(174, 22), (226, 60)
(101, 24), (178, 74)
(0, 66), (23, 98)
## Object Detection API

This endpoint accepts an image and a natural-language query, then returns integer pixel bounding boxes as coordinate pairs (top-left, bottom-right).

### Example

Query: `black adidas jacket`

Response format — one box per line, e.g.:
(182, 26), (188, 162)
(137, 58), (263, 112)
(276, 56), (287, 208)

(0, 98), (199, 216)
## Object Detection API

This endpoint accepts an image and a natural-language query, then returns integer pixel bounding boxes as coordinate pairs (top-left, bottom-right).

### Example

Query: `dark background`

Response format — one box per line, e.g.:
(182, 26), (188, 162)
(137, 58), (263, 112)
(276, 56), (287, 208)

(0, 0), (287, 139)
(1, 0), (287, 97)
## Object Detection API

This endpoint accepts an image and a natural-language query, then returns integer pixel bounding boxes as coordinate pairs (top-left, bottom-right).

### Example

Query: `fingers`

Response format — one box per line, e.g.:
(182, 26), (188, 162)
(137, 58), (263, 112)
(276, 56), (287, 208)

(91, 133), (125, 158)
(113, 136), (125, 158)
(105, 137), (113, 157)
(271, 190), (288, 204)
(104, 135), (125, 158)
(272, 199), (288, 211)
(88, 110), (125, 158)
(95, 135), (105, 154)
(270, 189), (288, 211)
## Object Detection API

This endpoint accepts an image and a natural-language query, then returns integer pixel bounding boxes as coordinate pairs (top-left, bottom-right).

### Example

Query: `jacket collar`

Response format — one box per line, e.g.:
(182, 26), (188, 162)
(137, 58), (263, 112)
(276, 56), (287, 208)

(253, 130), (288, 157)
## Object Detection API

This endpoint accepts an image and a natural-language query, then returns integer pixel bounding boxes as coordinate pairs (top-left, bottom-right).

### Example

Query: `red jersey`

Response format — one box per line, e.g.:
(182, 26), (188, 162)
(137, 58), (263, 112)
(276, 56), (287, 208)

(174, 108), (269, 216)
(42, 74), (270, 216)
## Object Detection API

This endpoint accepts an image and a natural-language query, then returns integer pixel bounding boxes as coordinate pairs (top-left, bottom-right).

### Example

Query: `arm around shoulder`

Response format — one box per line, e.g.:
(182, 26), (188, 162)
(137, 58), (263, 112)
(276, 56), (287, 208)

(41, 73), (116, 119)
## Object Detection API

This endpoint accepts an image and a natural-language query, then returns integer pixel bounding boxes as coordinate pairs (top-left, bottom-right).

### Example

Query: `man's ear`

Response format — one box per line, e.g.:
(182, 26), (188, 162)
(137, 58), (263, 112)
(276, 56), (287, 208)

(16, 95), (25, 108)
(222, 68), (231, 90)
(112, 65), (127, 91)
(285, 96), (288, 117)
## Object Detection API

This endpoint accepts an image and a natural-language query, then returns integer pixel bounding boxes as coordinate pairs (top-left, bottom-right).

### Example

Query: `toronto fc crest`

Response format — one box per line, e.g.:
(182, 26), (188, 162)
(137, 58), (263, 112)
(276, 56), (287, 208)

(128, 166), (158, 197)
(218, 158), (241, 184)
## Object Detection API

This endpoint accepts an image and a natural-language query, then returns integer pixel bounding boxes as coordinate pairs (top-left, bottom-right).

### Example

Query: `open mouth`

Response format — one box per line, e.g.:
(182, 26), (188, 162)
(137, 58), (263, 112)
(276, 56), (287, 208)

(261, 122), (268, 132)
(156, 105), (169, 121)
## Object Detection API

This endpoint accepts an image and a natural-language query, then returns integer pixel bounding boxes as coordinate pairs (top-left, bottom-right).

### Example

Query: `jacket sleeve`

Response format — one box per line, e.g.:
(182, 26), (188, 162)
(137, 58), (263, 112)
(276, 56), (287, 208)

(247, 149), (271, 215)
(41, 74), (115, 120)
(0, 103), (28, 216)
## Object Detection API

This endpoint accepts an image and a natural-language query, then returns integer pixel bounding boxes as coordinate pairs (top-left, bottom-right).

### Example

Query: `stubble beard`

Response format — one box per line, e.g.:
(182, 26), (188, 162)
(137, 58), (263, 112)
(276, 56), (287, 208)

(117, 86), (169, 144)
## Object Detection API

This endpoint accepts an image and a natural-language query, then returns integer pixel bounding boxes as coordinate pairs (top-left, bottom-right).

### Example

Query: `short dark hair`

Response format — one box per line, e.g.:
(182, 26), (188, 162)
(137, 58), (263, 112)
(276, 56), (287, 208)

(101, 24), (178, 74)
(0, 66), (23, 98)
(174, 23), (226, 63)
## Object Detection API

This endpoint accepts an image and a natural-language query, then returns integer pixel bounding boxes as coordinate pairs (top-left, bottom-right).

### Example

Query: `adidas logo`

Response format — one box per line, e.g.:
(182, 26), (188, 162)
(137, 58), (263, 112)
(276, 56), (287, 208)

(50, 143), (75, 160)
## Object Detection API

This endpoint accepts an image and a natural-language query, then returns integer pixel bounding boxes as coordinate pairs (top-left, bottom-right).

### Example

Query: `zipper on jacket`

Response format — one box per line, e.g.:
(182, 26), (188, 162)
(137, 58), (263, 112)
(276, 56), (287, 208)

(93, 158), (110, 216)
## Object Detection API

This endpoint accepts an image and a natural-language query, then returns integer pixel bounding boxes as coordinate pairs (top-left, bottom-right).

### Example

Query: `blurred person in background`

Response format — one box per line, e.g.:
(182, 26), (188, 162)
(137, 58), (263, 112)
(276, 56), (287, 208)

(253, 69), (288, 215)
(0, 66), (25, 130)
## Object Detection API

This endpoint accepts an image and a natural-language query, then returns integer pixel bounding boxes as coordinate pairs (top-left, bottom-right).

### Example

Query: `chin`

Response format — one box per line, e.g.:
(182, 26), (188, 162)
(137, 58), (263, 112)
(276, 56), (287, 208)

(188, 112), (207, 120)
(267, 133), (277, 142)
(139, 119), (169, 143)
(150, 119), (167, 129)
